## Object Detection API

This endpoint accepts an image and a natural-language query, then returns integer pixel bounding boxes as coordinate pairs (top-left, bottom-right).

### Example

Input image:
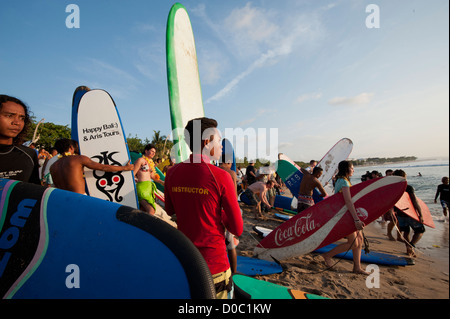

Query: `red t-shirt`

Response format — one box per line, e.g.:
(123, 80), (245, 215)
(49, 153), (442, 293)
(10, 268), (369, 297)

(165, 154), (243, 275)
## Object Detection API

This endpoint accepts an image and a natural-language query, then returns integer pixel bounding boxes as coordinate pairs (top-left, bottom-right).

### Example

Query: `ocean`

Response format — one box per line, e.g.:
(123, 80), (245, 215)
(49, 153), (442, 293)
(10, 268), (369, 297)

(352, 159), (449, 268)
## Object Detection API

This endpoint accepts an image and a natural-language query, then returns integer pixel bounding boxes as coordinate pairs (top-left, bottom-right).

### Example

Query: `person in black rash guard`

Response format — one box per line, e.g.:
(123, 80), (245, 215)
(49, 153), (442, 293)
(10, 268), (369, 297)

(0, 95), (40, 184)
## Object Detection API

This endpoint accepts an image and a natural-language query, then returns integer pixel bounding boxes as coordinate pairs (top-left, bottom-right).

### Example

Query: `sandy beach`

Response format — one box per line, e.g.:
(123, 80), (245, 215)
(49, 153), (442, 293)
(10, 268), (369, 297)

(236, 199), (449, 299)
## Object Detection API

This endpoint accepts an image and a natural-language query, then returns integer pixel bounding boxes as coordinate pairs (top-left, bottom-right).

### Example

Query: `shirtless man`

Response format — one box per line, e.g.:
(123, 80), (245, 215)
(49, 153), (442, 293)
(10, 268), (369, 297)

(242, 180), (274, 219)
(133, 144), (163, 215)
(297, 166), (327, 213)
(50, 138), (133, 194)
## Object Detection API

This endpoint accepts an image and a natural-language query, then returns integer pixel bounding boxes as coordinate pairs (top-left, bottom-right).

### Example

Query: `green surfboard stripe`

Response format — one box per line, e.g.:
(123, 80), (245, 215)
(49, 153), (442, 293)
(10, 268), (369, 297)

(166, 3), (205, 162)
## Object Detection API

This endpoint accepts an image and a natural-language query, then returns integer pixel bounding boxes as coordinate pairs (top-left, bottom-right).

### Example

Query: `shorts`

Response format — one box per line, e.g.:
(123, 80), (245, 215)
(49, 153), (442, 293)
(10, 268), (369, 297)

(212, 268), (233, 299)
(441, 200), (449, 209)
(136, 181), (157, 210)
(297, 194), (314, 214)
(397, 216), (425, 234)
(242, 188), (260, 206)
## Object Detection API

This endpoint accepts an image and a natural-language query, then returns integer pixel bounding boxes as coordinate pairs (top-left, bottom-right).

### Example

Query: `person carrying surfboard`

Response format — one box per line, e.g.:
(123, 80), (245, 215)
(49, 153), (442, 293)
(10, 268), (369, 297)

(50, 138), (134, 195)
(320, 160), (369, 275)
(164, 117), (243, 299)
(0, 95), (40, 185)
(297, 166), (328, 214)
(393, 169), (425, 257)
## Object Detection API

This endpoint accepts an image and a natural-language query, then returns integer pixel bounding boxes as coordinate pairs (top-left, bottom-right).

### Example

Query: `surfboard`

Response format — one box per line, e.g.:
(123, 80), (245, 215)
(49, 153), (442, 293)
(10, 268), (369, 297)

(74, 89), (138, 209)
(274, 195), (298, 211)
(233, 274), (328, 299)
(0, 178), (215, 299)
(313, 243), (414, 266)
(253, 176), (407, 261)
(253, 226), (272, 238)
(166, 3), (205, 163)
(276, 159), (324, 203)
(317, 138), (353, 186)
(221, 138), (236, 172)
(274, 213), (292, 221)
(236, 256), (282, 276)
(395, 192), (435, 228)
(70, 86), (90, 143)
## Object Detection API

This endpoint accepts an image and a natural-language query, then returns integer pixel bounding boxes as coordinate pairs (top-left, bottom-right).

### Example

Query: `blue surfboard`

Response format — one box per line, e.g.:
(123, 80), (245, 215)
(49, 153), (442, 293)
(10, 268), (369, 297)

(274, 213), (292, 221)
(221, 138), (236, 172)
(0, 178), (215, 299)
(70, 86), (90, 143)
(276, 160), (323, 203)
(237, 256), (283, 276)
(313, 243), (414, 266)
(274, 195), (295, 211)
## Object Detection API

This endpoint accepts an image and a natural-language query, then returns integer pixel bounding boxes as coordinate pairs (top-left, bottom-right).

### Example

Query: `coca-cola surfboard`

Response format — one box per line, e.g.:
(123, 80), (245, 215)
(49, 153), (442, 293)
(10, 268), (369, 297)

(253, 176), (406, 261)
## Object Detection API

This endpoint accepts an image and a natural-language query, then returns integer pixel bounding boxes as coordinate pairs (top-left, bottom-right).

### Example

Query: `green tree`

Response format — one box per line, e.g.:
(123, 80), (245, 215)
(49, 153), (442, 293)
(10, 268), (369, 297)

(26, 118), (71, 149)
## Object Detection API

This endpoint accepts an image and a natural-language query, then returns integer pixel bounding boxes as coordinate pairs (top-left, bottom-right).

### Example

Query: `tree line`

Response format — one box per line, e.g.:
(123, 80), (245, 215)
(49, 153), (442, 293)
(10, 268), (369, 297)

(26, 118), (173, 160)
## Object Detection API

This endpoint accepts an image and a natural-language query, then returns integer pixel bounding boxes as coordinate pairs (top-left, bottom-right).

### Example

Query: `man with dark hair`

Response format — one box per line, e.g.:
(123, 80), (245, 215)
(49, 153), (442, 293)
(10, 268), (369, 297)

(165, 117), (243, 299)
(393, 169), (425, 257)
(133, 144), (163, 215)
(0, 95), (40, 184)
(50, 138), (133, 194)
(297, 166), (327, 214)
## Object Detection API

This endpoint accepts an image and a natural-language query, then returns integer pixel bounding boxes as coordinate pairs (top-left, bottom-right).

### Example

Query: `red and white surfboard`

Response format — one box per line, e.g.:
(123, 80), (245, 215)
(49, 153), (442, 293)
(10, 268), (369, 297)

(253, 176), (406, 261)
(395, 192), (435, 228)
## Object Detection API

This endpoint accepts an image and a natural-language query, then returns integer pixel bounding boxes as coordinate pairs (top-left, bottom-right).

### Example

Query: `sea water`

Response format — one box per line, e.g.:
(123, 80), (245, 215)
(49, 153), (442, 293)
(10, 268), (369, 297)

(352, 159), (449, 269)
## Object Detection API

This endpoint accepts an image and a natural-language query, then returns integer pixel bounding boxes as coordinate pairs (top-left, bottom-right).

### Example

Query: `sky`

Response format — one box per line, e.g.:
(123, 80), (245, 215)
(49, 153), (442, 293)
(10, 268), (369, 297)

(1, 0), (448, 163)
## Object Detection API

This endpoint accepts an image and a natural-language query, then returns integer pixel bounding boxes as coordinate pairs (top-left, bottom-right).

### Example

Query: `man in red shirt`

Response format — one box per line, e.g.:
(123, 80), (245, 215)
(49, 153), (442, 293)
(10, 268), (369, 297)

(164, 117), (243, 299)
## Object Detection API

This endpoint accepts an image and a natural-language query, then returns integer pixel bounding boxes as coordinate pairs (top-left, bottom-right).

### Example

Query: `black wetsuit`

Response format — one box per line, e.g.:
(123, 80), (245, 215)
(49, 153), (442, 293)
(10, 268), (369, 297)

(0, 144), (40, 184)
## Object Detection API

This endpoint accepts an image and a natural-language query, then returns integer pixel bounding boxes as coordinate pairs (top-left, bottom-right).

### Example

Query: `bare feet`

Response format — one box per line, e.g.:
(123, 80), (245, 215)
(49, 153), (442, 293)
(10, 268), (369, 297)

(353, 268), (370, 275)
(321, 254), (334, 268)
(407, 246), (417, 257)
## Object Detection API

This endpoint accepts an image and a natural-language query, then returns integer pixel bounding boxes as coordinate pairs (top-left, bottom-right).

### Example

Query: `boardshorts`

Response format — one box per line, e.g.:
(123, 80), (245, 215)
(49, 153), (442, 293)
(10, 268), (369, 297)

(397, 215), (425, 234)
(212, 268), (233, 299)
(136, 181), (157, 210)
(297, 194), (314, 214)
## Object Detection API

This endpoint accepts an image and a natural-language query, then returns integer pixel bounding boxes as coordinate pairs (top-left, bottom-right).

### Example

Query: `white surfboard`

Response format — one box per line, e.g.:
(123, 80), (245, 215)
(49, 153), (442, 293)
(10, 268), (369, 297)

(76, 89), (138, 208)
(317, 138), (353, 186)
(166, 3), (205, 162)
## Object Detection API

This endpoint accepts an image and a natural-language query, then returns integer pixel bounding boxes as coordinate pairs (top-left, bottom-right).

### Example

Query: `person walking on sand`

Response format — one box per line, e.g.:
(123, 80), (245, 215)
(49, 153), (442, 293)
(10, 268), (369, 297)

(50, 138), (133, 194)
(164, 117), (243, 299)
(434, 176), (449, 218)
(321, 160), (369, 275)
(393, 169), (425, 257)
(0, 95), (40, 184)
(297, 166), (327, 214)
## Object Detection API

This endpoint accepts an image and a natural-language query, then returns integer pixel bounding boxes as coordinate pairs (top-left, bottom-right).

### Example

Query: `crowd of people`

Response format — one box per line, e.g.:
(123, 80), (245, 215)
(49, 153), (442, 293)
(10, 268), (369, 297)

(1, 94), (448, 299)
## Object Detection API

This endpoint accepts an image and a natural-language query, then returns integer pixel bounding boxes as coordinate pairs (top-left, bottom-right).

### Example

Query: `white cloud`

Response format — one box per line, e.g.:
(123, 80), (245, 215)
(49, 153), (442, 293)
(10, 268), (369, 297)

(296, 92), (323, 104)
(328, 92), (374, 106)
(205, 2), (326, 104)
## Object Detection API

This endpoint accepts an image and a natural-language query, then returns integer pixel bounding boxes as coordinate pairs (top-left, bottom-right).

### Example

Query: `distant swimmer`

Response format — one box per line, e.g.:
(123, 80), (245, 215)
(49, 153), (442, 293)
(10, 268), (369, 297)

(434, 176), (449, 218)
(50, 138), (133, 194)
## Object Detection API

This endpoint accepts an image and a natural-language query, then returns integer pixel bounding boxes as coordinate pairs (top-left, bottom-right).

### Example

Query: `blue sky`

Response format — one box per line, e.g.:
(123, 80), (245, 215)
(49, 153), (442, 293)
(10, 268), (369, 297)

(1, 0), (448, 162)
